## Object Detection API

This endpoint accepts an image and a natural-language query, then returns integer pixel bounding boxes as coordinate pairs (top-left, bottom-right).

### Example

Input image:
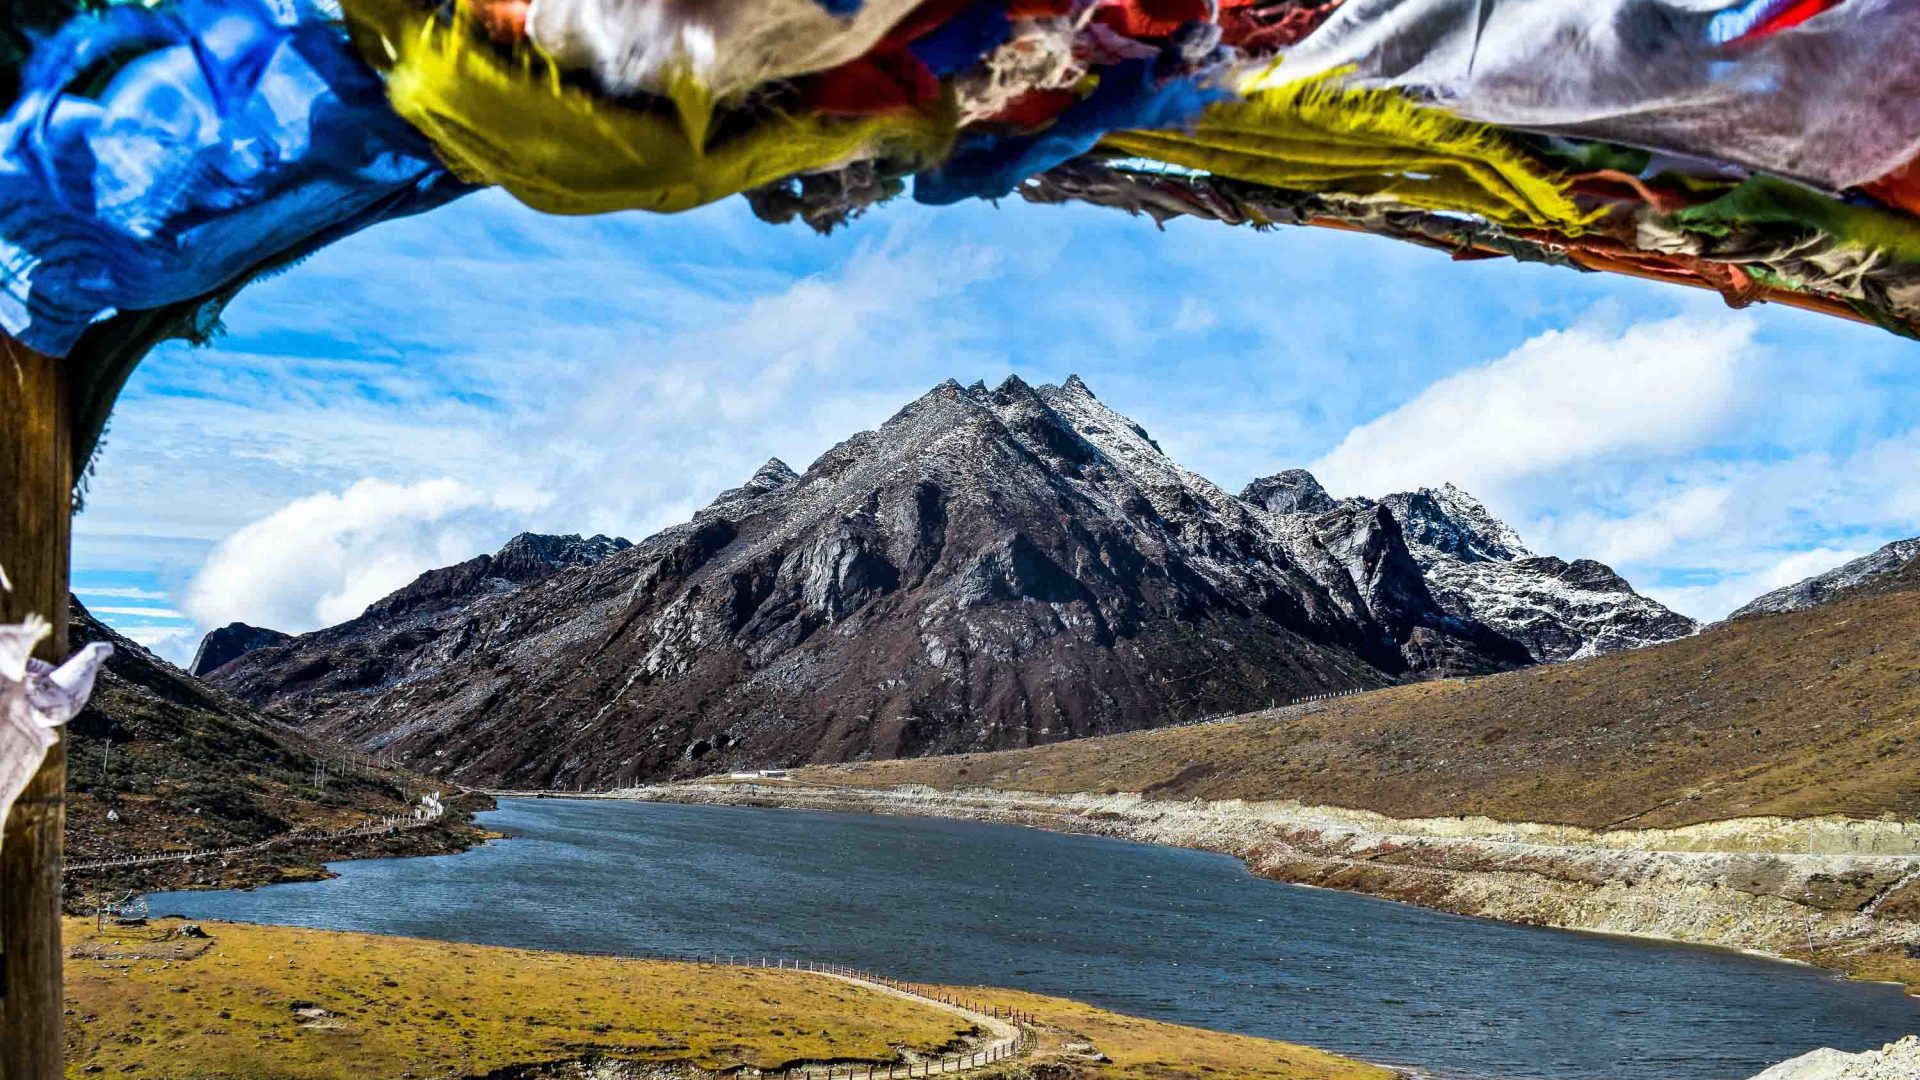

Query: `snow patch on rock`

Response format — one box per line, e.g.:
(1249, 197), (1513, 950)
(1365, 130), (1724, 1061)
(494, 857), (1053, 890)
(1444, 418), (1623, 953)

(1245, 476), (1698, 662)
(1730, 538), (1920, 621)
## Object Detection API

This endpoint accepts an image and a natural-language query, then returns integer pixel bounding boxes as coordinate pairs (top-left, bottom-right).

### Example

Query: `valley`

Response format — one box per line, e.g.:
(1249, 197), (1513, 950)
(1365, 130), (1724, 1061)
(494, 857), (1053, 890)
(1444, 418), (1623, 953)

(64, 377), (1920, 1080)
(139, 799), (1920, 1080)
(59, 601), (490, 897)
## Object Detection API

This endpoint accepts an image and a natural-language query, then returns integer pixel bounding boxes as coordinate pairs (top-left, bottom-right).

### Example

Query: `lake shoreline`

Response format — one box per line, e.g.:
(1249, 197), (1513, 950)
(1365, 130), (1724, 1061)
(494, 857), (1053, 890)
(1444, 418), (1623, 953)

(625, 780), (1920, 998)
(146, 795), (1920, 1080)
(69, 793), (497, 903)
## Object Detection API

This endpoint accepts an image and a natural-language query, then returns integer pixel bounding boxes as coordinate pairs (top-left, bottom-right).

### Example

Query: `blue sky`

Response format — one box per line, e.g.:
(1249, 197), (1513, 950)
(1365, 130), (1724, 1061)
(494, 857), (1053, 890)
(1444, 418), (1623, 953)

(69, 187), (1920, 663)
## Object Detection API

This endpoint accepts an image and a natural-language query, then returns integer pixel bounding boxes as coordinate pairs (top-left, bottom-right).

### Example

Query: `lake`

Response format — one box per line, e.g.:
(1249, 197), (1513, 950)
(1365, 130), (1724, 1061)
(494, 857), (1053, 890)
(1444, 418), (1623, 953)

(149, 798), (1920, 1080)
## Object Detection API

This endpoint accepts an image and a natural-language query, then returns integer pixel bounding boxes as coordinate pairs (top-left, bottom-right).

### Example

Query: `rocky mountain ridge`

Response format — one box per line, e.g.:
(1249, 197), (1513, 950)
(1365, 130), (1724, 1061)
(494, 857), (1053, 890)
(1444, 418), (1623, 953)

(1730, 537), (1920, 621)
(1240, 473), (1697, 662)
(210, 531), (633, 724)
(205, 376), (1691, 787)
(189, 622), (290, 677)
(360, 531), (631, 622)
(1379, 484), (1697, 661)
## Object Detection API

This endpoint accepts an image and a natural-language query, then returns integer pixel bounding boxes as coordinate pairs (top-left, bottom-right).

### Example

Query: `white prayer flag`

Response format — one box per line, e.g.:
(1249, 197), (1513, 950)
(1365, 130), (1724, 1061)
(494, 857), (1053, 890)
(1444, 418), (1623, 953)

(1, 616), (111, 853)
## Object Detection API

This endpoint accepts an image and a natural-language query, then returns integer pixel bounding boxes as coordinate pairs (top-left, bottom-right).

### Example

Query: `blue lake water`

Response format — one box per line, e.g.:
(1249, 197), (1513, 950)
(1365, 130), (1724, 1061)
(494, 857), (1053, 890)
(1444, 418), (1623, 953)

(149, 798), (1920, 1080)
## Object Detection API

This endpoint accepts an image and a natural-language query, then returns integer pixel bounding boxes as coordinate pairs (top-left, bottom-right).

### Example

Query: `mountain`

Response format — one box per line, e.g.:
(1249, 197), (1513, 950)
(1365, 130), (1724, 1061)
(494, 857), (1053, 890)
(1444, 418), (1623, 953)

(63, 600), (479, 892)
(1729, 537), (1920, 620)
(1379, 484), (1698, 661)
(189, 622), (290, 677)
(1243, 475), (1698, 662)
(206, 377), (1685, 788)
(209, 531), (632, 723)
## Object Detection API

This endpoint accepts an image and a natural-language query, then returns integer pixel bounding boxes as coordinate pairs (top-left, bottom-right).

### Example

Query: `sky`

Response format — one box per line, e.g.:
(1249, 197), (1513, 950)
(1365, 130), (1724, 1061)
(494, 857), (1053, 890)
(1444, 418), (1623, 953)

(68, 187), (1920, 664)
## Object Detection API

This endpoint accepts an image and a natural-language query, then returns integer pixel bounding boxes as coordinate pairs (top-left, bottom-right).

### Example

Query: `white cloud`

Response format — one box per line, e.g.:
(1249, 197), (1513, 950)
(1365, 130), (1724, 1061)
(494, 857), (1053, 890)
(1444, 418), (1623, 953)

(182, 478), (545, 634)
(88, 605), (187, 619)
(117, 625), (198, 656)
(1539, 483), (1734, 568)
(1313, 313), (1760, 500)
(1171, 296), (1218, 333)
(1524, 429), (1920, 620)
(528, 233), (1006, 541)
(75, 586), (169, 601)
(1645, 546), (1868, 624)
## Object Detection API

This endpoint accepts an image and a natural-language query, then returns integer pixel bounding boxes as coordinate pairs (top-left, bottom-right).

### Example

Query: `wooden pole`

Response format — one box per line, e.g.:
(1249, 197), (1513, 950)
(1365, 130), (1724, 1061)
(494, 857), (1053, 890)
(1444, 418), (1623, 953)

(1, 335), (72, 1080)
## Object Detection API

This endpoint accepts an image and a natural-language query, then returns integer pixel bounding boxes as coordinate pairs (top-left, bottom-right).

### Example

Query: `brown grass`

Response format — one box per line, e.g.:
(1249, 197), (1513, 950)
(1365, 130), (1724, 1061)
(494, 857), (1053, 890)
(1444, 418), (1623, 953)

(807, 579), (1920, 829)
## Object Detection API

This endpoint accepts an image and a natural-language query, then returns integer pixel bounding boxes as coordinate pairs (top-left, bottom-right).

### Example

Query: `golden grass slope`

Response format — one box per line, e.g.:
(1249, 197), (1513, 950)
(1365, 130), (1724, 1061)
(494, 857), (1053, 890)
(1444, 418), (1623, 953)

(961, 986), (1396, 1080)
(64, 919), (1393, 1080)
(65, 919), (968, 1079)
(808, 572), (1920, 830)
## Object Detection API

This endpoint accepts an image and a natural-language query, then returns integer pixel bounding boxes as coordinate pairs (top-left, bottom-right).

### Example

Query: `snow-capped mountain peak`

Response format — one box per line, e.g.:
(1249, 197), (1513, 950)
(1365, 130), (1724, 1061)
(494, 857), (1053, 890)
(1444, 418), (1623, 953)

(1244, 471), (1695, 663)
(1381, 484), (1533, 565)
(1241, 469), (1337, 515)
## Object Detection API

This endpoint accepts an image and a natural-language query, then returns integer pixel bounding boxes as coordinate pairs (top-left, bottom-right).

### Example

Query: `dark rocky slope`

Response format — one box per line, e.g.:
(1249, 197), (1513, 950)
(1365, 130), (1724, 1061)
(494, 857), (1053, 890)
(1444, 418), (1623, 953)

(208, 377), (1691, 788)
(188, 622), (289, 677)
(62, 600), (483, 896)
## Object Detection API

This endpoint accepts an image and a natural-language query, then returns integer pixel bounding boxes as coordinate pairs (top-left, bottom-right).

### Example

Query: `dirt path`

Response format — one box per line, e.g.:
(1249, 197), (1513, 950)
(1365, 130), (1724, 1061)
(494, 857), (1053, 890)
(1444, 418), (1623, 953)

(655, 956), (1030, 1080)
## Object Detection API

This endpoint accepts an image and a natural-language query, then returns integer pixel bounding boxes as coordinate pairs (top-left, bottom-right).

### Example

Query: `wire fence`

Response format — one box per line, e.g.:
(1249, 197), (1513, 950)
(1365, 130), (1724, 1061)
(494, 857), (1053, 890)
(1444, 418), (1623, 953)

(66, 801), (447, 873)
(633, 954), (1032, 1080)
(1166, 685), (1371, 730)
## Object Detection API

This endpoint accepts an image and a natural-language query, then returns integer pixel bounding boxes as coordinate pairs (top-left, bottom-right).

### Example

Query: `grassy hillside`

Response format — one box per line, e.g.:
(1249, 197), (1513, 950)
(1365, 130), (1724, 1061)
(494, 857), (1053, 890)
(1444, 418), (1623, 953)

(811, 561), (1920, 829)
(63, 919), (1392, 1080)
(63, 600), (486, 895)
